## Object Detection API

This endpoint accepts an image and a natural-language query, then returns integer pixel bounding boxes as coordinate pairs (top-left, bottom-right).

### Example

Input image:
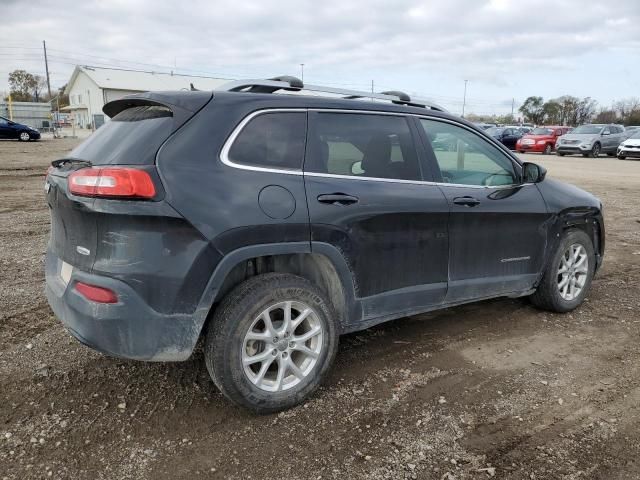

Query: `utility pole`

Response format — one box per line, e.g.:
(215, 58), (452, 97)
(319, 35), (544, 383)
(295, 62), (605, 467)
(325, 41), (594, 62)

(462, 79), (468, 118)
(43, 40), (52, 100)
(511, 98), (515, 119)
(371, 80), (374, 94)
(300, 63), (304, 82)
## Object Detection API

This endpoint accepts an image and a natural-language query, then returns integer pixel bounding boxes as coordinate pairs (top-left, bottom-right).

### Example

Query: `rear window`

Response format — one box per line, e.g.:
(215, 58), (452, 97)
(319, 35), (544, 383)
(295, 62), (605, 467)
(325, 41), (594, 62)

(67, 106), (174, 165)
(227, 112), (307, 170)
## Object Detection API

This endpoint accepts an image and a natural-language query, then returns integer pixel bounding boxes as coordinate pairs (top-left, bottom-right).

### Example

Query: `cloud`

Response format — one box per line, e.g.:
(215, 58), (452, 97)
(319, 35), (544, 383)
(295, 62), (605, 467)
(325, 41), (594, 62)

(2, 0), (639, 113)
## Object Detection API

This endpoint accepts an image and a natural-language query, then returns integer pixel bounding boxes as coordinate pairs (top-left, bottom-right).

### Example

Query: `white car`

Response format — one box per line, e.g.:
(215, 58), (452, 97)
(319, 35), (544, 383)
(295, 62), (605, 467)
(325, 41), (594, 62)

(617, 131), (640, 160)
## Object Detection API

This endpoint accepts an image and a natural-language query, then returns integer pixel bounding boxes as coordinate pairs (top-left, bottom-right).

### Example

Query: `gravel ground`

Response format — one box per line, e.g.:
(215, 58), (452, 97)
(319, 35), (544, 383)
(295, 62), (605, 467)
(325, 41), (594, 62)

(1, 138), (640, 480)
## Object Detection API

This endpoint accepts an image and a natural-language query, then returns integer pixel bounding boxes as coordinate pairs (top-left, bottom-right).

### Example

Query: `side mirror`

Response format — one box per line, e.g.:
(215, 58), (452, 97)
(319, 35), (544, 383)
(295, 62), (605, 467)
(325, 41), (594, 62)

(351, 161), (364, 175)
(522, 162), (547, 184)
(602, 131), (610, 136)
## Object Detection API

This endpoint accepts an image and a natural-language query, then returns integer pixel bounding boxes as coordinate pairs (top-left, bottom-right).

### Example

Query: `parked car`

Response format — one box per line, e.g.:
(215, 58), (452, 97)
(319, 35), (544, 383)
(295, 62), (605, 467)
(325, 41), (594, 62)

(623, 126), (640, 139)
(516, 126), (572, 154)
(44, 77), (605, 413)
(0, 116), (41, 141)
(505, 125), (532, 135)
(485, 126), (523, 149)
(617, 130), (640, 160)
(555, 124), (625, 157)
(474, 122), (496, 130)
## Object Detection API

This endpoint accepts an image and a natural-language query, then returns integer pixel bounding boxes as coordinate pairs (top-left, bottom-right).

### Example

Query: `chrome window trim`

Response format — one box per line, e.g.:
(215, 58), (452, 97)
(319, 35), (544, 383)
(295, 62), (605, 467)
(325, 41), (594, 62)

(219, 108), (306, 176)
(219, 107), (528, 190)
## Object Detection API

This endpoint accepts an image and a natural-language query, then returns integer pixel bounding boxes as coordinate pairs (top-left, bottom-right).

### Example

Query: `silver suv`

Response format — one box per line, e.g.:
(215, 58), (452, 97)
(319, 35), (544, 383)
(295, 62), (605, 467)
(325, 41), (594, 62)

(556, 124), (626, 157)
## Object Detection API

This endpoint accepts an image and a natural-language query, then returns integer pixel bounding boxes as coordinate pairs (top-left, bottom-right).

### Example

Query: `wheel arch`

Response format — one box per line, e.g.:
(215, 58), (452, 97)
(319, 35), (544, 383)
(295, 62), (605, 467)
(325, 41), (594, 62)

(197, 242), (358, 336)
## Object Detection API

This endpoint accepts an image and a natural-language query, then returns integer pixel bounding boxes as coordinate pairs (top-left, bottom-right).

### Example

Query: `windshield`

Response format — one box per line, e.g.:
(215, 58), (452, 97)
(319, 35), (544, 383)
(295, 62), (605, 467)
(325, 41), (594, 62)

(531, 128), (553, 135)
(631, 131), (640, 139)
(571, 125), (603, 135)
(486, 127), (504, 136)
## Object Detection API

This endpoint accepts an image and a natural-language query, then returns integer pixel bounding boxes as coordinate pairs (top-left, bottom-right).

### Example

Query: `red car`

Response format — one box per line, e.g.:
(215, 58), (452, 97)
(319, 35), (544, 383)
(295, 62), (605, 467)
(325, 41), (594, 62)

(516, 126), (572, 154)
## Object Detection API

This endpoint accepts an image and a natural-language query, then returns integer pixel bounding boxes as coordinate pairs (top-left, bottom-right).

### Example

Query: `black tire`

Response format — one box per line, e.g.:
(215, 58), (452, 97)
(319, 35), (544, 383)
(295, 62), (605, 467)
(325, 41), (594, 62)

(543, 144), (552, 155)
(518, 150), (525, 154)
(205, 273), (339, 413)
(590, 143), (601, 158)
(557, 152), (565, 156)
(618, 155), (626, 160)
(18, 131), (31, 141)
(530, 229), (596, 313)
(606, 152), (615, 157)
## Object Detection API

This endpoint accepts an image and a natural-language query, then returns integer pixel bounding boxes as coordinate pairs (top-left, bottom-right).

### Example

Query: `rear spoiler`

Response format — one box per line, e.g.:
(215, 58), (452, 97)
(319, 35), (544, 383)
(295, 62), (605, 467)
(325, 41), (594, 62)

(103, 90), (213, 127)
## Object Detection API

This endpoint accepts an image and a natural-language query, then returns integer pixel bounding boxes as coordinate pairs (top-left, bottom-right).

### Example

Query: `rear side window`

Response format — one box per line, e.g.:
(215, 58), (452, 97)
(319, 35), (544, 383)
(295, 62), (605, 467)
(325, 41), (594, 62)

(228, 112), (307, 170)
(68, 106), (174, 165)
(306, 113), (421, 181)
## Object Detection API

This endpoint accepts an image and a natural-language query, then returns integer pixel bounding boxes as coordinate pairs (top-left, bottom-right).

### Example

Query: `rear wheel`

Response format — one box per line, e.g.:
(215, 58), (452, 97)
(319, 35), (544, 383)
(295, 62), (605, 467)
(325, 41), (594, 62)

(18, 131), (31, 141)
(530, 230), (595, 313)
(205, 273), (338, 413)
(543, 144), (553, 155)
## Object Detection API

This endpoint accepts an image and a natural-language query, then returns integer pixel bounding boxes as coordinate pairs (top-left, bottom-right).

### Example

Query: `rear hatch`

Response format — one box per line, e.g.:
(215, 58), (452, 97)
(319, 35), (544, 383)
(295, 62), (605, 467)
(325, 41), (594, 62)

(45, 91), (212, 271)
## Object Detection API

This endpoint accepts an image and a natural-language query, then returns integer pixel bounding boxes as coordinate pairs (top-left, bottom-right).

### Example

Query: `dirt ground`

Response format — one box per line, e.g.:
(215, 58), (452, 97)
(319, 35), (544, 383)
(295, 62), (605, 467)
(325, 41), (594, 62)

(1, 137), (639, 480)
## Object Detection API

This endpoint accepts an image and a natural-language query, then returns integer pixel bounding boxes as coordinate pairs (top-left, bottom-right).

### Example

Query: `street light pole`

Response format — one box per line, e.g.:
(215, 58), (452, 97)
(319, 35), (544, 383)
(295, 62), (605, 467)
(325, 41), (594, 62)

(300, 63), (305, 82)
(462, 79), (468, 118)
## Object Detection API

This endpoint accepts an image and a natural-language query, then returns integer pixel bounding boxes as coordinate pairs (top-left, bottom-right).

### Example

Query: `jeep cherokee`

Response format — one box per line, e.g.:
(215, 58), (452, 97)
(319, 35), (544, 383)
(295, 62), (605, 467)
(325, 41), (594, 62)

(45, 76), (605, 413)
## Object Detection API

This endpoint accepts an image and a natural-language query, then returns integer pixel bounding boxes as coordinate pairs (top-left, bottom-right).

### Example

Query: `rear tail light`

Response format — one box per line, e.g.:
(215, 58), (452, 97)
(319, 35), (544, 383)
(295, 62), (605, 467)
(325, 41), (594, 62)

(68, 167), (156, 199)
(74, 282), (118, 304)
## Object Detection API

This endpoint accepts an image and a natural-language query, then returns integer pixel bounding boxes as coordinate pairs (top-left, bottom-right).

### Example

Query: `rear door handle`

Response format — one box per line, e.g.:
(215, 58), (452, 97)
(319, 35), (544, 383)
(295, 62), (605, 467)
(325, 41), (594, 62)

(317, 193), (359, 206)
(453, 196), (481, 207)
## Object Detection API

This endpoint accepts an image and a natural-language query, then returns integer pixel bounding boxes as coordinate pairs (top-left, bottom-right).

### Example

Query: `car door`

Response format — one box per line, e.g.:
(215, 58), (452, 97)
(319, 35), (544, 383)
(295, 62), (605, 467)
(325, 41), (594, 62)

(0, 117), (11, 139)
(501, 129), (519, 150)
(303, 111), (450, 321)
(417, 118), (551, 302)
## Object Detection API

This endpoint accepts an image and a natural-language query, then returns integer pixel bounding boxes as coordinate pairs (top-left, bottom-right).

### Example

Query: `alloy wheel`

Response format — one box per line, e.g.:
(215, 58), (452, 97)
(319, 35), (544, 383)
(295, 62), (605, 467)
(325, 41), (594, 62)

(557, 243), (589, 301)
(242, 300), (324, 392)
(19, 132), (30, 141)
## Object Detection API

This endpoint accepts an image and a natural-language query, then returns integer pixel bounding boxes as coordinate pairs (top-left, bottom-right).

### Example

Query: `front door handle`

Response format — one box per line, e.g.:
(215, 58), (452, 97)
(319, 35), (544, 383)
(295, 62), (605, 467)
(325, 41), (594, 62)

(317, 193), (359, 206)
(453, 196), (481, 207)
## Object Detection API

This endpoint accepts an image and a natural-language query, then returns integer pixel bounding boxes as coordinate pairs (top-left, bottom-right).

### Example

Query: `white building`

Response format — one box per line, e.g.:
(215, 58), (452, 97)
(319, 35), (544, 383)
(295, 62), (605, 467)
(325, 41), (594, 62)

(63, 66), (231, 128)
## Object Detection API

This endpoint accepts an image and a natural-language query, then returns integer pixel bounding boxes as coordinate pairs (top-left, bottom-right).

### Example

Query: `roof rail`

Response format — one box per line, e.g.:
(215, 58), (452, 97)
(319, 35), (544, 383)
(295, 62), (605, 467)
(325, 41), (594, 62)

(216, 76), (446, 112)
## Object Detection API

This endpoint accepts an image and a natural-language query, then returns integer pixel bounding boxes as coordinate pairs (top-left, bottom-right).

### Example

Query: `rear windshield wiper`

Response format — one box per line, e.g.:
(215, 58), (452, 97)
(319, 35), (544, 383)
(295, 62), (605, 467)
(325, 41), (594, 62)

(51, 159), (93, 169)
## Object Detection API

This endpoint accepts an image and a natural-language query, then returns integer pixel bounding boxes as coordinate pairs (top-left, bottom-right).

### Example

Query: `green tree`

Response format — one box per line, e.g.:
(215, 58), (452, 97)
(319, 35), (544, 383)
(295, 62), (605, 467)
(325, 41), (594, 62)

(8, 70), (38, 101)
(519, 96), (545, 125)
(542, 100), (561, 125)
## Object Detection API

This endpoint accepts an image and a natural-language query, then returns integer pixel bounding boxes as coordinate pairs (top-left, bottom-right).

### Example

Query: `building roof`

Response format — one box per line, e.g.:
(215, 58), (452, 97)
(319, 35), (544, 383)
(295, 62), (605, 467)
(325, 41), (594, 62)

(64, 66), (232, 94)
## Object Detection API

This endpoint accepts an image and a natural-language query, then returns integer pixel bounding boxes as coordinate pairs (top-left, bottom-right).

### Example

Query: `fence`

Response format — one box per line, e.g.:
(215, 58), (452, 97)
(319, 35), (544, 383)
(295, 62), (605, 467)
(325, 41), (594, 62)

(0, 101), (52, 129)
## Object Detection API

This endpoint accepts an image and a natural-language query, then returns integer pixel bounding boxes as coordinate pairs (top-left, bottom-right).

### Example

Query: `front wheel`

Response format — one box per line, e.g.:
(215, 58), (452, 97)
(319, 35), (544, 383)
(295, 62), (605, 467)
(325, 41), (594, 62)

(530, 230), (596, 313)
(618, 155), (626, 160)
(557, 152), (565, 156)
(205, 273), (339, 413)
(590, 143), (601, 158)
(18, 131), (31, 141)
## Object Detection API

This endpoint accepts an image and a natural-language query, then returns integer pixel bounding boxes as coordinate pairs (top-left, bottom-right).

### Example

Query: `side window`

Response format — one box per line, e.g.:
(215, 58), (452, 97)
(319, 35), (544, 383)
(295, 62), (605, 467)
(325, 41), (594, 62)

(305, 113), (421, 181)
(420, 119), (517, 187)
(603, 127), (611, 134)
(228, 112), (307, 170)
(0, 118), (7, 126)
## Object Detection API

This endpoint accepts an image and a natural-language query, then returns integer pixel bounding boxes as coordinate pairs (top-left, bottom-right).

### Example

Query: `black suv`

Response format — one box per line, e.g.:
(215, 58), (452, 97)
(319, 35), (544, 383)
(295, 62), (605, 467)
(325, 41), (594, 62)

(45, 77), (605, 413)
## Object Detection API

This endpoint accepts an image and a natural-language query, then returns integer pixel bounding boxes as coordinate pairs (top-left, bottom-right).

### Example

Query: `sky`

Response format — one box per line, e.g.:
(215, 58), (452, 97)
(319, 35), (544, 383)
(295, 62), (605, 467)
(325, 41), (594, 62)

(1, 0), (639, 116)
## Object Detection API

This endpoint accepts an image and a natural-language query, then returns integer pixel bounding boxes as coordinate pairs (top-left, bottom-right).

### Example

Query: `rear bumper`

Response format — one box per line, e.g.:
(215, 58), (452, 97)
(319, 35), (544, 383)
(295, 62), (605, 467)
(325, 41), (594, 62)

(45, 251), (204, 361)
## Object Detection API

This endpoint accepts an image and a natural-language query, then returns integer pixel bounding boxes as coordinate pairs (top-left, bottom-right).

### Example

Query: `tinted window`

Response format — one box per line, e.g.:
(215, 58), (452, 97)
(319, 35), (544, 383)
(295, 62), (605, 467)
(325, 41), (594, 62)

(69, 106), (174, 165)
(229, 112), (306, 170)
(306, 113), (421, 181)
(0, 118), (7, 126)
(420, 119), (517, 187)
